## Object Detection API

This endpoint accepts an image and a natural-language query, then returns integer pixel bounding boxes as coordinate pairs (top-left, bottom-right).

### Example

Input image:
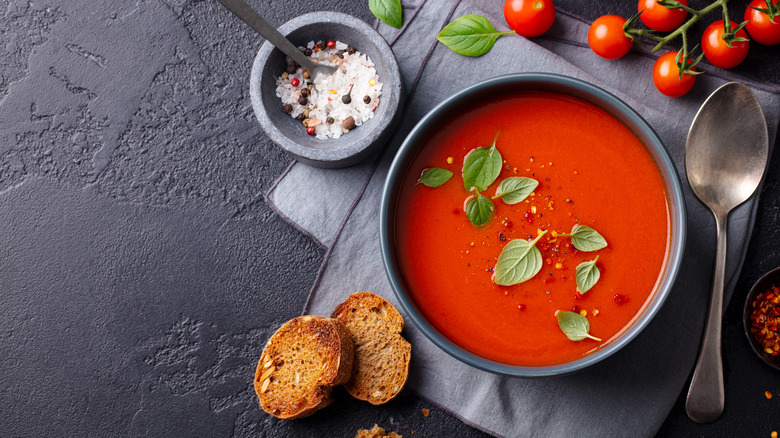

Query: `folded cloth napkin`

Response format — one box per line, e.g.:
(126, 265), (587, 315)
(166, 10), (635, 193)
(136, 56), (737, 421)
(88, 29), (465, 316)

(265, 0), (780, 436)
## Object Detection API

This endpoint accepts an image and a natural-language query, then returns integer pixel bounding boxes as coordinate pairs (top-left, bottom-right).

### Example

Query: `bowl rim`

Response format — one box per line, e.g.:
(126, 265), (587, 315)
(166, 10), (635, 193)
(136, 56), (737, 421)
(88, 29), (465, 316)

(249, 11), (403, 167)
(379, 73), (687, 377)
(743, 266), (780, 371)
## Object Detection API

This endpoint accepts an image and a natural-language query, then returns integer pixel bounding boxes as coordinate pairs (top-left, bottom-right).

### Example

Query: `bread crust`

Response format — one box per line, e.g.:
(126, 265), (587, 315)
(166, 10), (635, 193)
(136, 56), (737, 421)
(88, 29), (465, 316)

(254, 315), (354, 419)
(331, 291), (411, 405)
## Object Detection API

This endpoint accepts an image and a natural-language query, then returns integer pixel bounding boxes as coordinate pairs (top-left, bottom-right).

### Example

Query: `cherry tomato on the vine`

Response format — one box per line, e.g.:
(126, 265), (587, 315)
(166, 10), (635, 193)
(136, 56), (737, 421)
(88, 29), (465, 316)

(504, 0), (556, 37)
(745, 0), (780, 46)
(652, 51), (697, 97)
(638, 0), (689, 32)
(701, 21), (750, 69)
(588, 15), (633, 59)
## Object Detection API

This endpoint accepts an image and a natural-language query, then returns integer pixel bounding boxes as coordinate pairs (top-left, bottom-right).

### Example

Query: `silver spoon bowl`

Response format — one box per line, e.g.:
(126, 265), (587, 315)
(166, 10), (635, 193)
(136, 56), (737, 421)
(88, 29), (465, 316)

(684, 82), (769, 423)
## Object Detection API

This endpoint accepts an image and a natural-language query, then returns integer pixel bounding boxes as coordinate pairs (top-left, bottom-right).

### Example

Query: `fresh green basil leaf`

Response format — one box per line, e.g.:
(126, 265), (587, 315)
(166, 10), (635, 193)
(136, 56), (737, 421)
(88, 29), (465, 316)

(494, 230), (547, 286)
(575, 256), (600, 294)
(369, 0), (403, 29)
(462, 132), (502, 191)
(436, 14), (515, 57)
(417, 167), (453, 187)
(556, 311), (602, 342)
(465, 192), (494, 226)
(564, 224), (607, 252)
(493, 176), (539, 204)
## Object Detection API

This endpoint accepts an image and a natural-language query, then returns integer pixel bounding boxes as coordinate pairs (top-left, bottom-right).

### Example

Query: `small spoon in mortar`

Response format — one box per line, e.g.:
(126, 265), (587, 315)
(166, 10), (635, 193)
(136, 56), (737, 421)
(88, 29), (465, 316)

(217, 0), (337, 77)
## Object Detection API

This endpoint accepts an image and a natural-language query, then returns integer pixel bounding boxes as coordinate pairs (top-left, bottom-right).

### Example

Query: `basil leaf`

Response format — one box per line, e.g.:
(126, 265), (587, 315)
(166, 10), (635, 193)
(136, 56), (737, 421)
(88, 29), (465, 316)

(369, 0), (403, 29)
(417, 167), (453, 187)
(556, 311), (602, 342)
(575, 256), (600, 294)
(494, 230), (548, 286)
(462, 132), (502, 191)
(465, 191), (494, 226)
(564, 225), (607, 252)
(436, 15), (514, 57)
(493, 177), (539, 204)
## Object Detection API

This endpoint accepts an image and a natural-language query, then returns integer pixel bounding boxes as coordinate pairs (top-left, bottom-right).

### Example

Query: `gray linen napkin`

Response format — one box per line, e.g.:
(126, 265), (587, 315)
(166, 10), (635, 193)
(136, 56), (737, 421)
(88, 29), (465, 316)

(265, 0), (780, 436)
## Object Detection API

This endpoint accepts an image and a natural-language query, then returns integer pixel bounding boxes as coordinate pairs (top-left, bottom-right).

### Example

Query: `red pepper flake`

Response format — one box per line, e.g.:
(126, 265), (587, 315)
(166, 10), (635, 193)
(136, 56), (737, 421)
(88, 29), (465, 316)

(613, 294), (629, 305)
(502, 218), (513, 228)
(524, 211), (534, 224)
(749, 285), (780, 357)
(572, 305), (580, 313)
(765, 391), (773, 400)
(518, 304), (526, 311)
(421, 408), (430, 417)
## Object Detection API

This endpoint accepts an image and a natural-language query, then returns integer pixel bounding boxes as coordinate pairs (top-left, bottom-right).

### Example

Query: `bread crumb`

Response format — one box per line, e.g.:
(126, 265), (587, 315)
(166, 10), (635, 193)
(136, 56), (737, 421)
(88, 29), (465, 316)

(355, 424), (402, 438)
(421, 408), (430, 417)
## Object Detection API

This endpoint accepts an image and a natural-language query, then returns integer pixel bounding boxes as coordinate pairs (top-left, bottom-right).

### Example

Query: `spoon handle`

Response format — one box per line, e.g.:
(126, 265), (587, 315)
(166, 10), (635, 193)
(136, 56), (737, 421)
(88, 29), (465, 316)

(217, 0), (317, 73)
(685, 210), (727, 423)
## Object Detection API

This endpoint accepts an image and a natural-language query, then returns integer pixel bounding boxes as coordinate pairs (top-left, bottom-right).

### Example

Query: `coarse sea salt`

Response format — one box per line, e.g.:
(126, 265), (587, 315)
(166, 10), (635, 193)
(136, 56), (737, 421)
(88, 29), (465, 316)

(275, 40), (382, 139)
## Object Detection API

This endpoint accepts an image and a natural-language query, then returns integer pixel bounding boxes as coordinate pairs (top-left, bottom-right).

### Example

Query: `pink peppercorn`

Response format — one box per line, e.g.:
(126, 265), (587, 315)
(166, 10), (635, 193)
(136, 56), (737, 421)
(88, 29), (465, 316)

(290, 78), (300, 87)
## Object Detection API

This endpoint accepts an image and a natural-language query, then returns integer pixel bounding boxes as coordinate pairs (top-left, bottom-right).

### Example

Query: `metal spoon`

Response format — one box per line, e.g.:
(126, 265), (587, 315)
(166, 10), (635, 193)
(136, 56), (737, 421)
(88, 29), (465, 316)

(685, 82), (769, 423)
(217, 0), (337, 77)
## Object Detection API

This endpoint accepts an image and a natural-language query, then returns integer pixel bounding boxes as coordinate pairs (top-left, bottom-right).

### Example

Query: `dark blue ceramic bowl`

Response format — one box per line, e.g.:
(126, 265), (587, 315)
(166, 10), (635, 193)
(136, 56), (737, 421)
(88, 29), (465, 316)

(380, 73), (686, 377)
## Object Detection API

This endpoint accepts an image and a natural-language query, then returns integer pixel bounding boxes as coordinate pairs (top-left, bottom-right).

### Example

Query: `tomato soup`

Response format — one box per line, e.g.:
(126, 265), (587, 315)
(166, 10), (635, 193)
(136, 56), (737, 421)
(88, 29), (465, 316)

(394, 91), (670, 366)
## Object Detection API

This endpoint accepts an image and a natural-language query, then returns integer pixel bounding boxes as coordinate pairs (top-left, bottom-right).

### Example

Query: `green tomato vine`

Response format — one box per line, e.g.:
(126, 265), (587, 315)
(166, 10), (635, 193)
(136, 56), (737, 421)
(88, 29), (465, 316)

(622, 0), (757, 78)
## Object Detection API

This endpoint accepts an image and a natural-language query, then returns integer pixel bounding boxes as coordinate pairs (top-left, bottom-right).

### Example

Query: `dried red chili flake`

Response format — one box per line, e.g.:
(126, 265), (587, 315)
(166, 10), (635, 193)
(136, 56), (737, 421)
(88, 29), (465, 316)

(749, 285), (780, 357)
(518, 304), (526, 311)
(524, 211), (534, 224)
(613, 294), (629, 305)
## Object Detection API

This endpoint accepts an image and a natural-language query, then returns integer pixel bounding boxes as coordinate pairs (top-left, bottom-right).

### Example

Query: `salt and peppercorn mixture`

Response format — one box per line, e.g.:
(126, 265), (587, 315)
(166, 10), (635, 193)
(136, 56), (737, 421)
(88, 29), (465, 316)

(275, 40), (382, 139)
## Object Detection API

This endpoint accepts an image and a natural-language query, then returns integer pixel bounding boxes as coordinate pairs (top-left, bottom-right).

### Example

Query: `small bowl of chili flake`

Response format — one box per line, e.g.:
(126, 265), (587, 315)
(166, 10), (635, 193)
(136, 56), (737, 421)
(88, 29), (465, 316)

(744, 267), (780, 371)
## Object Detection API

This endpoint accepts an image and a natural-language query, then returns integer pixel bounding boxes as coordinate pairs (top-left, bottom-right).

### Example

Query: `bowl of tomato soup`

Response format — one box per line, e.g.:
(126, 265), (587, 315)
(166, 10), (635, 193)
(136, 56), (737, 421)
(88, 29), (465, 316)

(380, 73), (686, 376)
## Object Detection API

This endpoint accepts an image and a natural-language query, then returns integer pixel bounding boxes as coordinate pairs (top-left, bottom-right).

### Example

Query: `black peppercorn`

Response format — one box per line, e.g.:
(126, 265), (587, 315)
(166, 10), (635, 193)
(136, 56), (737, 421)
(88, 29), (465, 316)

(336, 50), (345, 59)
(296, 113), (305, 121)
(286, 63), (296, 74)
(283, 103), (292, 114)
(304, 48), (312, 56)
(318, 41), (327, 50)
(326, 117), (334, 125)
(363, 95), (371, 104)
(300, 88), (309, 97)
(341, 84), (354, 104)
(346, 46), (356, 55)
(298, 95), (308, 105)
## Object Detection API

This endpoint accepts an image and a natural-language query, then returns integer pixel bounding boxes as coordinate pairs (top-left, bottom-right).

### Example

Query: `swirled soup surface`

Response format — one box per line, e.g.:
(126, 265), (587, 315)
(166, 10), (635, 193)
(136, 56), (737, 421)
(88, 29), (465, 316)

(395, 91), (669, 366)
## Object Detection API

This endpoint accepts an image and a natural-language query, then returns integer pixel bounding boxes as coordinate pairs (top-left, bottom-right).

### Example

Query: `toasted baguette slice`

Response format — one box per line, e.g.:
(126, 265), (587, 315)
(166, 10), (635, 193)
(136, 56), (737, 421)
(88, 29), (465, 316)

(254, 315), (353, 419)
(331, 291), (411, 405)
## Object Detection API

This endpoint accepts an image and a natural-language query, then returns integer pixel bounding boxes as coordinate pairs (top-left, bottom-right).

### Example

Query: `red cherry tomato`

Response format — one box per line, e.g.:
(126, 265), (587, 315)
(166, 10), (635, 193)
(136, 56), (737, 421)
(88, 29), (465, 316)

(504, 0), (556, 37)
(638, 0), (688, 32)
(701, 20), (750, 69)
(745, 0), (780, 46)
(652, 51), (697, 97)
(588, 15), (633, 59)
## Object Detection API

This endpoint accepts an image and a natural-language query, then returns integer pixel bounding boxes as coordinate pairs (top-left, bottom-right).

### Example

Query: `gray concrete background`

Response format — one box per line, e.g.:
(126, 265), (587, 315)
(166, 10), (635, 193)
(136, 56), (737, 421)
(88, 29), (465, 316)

(1, 0), (778, 437)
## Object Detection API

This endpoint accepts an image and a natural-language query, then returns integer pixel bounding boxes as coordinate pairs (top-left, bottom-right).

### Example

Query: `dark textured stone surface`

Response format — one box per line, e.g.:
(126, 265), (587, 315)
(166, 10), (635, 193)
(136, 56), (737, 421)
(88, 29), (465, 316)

(0, 0), (778, 437)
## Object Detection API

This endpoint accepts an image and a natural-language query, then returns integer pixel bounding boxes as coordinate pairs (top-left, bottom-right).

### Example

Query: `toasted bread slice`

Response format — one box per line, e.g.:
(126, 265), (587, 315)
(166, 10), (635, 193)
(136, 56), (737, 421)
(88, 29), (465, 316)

(254, 315), (353, 419)
(332, 291), (411, 405)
